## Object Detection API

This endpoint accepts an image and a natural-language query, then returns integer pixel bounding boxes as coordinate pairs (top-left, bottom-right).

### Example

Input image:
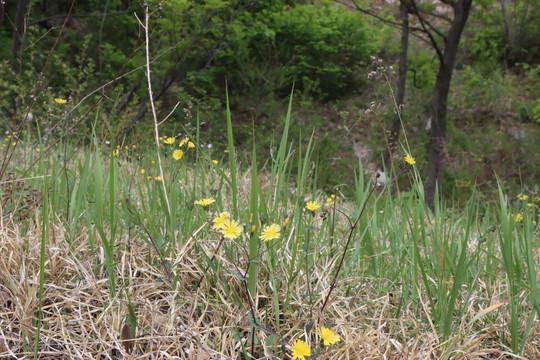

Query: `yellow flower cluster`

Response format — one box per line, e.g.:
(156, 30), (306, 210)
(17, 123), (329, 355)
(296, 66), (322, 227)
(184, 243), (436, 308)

(210, 212), (245, 240)
(325, 194), (338, 207)
(289, 326), (340, 359)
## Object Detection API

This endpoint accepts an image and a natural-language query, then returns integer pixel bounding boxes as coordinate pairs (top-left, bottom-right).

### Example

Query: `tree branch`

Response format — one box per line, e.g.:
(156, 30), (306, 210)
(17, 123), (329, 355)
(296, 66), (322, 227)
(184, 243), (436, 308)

(408, 0), (445, 65)
(347, 0), (435, 45)
(27, 8), (134, 26)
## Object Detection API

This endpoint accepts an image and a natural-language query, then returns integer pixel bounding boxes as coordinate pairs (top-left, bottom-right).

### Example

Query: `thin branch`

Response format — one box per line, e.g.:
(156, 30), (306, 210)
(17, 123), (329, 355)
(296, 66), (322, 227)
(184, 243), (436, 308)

(411, 8), (447, 39)
(346, 0), (436, 46)
(440, 0), (459, 9)
(143, 4), (172, 223)
(409, 0), (445, 65)
(27, 8), (134, 26)
(158, 101), (181, 126)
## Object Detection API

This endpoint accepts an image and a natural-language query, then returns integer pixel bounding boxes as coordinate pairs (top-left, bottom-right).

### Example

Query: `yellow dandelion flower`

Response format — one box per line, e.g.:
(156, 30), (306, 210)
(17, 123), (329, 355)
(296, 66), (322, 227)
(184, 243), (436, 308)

(212, 211), (230, 230)
(194, 198), (215, 207)
(132, 144), (136, 149)
(179, 137), (189, 147)
(260, 224), (281, 242)
(306, 201), (321, 212)
(527, 203), (533, 207)
(54, 98), (67, 104)
(220, 219), (242, 239)
(284, 217), (289, 228)
(290, 339), (311, 360)
(188, 141), (195, 148)
(164, 137), (175, 145)
(212, 160), (218, 165)
(405, 154), (416, 165)
(36, 148), (40, 152)
(251, 224), (257, 233)
(173, 149), (184, 160)
(515, 213), (523, 222)
(155, 176), (162, 182)
(141, 169), (145, 174)
(147, 176), (152, 180)
(517, 194), (528, 201)
(318, 326), (340, 346)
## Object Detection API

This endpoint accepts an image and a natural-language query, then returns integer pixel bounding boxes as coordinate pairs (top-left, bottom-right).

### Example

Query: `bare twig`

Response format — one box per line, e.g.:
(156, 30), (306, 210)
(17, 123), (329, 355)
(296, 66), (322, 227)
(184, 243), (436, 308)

(140, 3), (172, 224)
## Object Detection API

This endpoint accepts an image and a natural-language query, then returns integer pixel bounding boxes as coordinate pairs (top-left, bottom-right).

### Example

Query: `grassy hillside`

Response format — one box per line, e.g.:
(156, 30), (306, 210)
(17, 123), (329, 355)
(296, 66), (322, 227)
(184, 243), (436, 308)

(0, 98), (539, 358)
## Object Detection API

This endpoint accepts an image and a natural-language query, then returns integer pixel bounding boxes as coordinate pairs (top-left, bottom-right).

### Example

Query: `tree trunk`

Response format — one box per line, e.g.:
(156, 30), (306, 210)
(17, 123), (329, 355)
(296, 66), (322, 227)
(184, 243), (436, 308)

(383, 0), (409, 170)
(11, 0), (27, 60)
(424, 0), (473, 210)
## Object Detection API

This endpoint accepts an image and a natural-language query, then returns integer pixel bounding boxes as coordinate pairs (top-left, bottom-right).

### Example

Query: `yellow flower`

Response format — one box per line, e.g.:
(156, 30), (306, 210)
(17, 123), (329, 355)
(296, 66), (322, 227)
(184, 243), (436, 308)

(179, 137), (189, 147)
(260, 224), (281, 242)
(528, 203), (533, 207)
(517, 194), (528, 201)
(54, 98), (67, 104)
(194, 198), (215, 207)
(173, 149), (184, 160)
(124, 145), (129, 150)
(155, 176), (162, 181)
(188, 141), (196, 149)
(290, 339), (311, 360)
(251, 224), (257, 233)
(163, 137), (175, 145)
(318, 326), (340, 346)
(132, 144), (137, 149)
(284, 217), (289, 228)
(306, 201), (321, 212)
(147, 176), (152, 180)
(36, 148), (40, 152)
(212, 160), (218, 165)
(405, 154), (416, 165)
(515, 213), (523, 222)
(140, 169), (145, 174)
(212, 212), (230, 230)
(220, 219), (242, 239)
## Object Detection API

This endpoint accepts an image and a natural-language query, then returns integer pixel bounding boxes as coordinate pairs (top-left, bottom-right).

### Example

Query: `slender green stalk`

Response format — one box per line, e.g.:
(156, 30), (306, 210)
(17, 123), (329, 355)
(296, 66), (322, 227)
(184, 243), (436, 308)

(34, 167), (49, 359)
(225, 85), (238, 218)
(248, 134), (260, 298)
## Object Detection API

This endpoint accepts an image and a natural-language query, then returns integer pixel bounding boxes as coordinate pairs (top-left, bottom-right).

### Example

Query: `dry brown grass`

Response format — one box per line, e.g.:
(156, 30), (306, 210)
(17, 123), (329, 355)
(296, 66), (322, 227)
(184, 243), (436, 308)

(0, 217), (538, 359)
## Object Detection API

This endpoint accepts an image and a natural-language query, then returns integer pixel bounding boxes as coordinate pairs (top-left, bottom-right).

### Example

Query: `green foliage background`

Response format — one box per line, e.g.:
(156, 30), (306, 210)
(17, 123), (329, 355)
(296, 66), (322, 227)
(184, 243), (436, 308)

(1, 0), (540, 199)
